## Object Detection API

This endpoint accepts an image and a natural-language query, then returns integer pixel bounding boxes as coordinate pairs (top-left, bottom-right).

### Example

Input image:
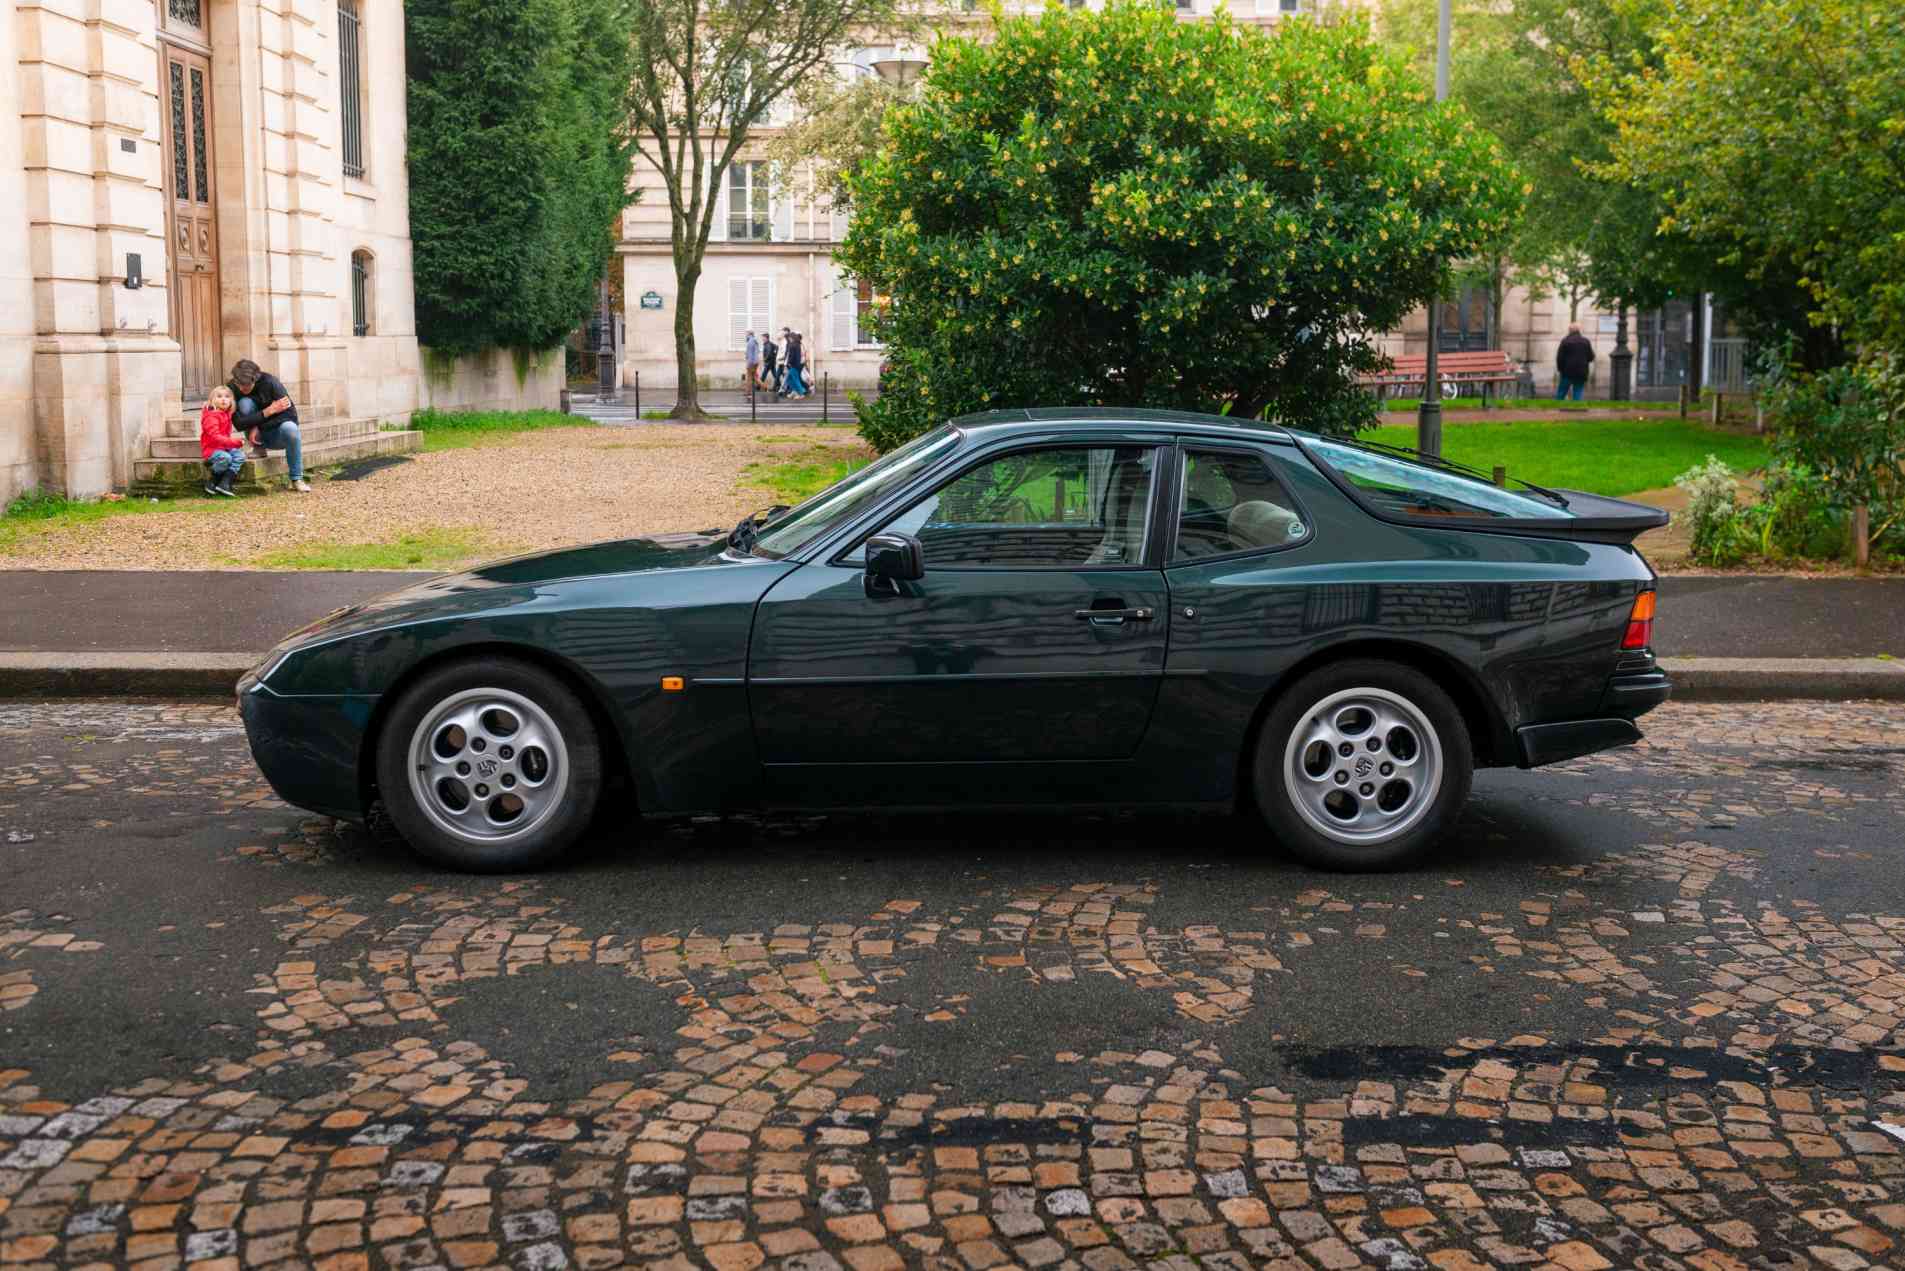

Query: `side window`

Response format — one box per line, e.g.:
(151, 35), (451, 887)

(879, 445), (1158, 568)
(1173, 448), (1309, 561)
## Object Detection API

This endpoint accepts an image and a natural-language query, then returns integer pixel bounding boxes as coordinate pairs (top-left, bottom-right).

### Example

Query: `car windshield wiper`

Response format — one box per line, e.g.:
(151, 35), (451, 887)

(727, 504), (790, 554)
(1348, 437), (1570, 508)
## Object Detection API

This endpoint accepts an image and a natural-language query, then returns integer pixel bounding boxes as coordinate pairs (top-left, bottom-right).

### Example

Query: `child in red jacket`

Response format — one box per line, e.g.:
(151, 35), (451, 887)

(199, 385), (246, 496)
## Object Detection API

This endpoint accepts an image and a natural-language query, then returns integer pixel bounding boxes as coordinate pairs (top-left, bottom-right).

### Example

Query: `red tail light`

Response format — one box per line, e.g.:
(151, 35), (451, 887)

(1621, 590), (1657, 650)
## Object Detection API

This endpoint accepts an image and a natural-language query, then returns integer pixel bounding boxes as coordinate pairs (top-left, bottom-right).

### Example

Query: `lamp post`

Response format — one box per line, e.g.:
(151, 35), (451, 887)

(1417, 0), (1451, 457)
(1609, 304), (1633, 402)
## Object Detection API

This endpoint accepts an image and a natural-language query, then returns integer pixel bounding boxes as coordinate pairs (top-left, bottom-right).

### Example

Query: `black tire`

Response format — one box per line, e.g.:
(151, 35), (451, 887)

(374, 657), (603, 872)
(1252, 658), (1473, 871)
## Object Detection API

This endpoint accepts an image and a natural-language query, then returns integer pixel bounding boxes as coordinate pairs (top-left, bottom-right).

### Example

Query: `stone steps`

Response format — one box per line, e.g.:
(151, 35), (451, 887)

(147, 415), (384, 459)
(130, 423), (422, 497)
(161, 401), (339, 439)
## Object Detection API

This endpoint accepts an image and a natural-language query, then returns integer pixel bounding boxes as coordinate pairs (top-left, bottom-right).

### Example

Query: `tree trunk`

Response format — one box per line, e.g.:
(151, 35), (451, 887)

(671, 260), (708, 419)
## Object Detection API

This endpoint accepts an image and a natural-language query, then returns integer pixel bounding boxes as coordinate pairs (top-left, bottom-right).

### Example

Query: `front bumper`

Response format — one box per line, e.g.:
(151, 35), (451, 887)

(239, 683), (377, 822)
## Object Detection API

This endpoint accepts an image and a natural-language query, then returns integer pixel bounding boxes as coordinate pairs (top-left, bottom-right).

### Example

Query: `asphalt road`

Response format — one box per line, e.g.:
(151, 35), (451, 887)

(3, 699), (1905, 1269)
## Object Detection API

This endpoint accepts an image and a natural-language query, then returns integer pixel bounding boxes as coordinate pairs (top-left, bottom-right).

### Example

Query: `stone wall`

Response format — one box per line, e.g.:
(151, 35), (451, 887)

(416, 349), (565, 417)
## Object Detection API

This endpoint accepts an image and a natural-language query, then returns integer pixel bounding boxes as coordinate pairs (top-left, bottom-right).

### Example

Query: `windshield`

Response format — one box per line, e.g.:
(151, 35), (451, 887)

(751, 426), (962, 558)
(1305, 438), (1573, 520)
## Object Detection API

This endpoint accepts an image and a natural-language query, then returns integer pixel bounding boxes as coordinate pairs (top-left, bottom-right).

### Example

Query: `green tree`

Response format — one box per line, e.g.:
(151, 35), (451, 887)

(1587, 0), (1905, 358)
(626, 0), (906, 418)
(840, 2), (1523, 451)
(407, 0), (640, 358)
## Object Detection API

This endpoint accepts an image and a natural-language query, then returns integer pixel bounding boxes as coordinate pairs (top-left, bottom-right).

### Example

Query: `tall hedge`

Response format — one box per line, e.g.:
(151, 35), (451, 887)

(839, 2), (1524, 449)
(407, 0), (636, 357)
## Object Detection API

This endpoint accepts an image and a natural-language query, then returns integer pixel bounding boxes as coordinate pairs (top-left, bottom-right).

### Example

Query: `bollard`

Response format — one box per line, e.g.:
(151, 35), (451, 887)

(1491, 465), (1506, 488)
(822, 372), (830, 424)
(633, 371), (639, 418)
(1710, 391), (1723, 427)
(1678, 384), (1689, 419)
(750, 376), (757, 424)
(559, 388), (572, 415)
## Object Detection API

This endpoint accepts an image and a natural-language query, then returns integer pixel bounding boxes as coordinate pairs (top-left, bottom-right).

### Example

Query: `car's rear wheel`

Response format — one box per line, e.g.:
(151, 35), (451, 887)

(374, 658), (602, 872)
(1253, 659), (1472, 871)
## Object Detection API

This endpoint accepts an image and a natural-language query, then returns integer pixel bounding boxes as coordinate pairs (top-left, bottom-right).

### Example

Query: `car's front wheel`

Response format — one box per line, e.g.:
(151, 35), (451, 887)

(374, 658), (602, 872)
(1253, 659), (1472, 871)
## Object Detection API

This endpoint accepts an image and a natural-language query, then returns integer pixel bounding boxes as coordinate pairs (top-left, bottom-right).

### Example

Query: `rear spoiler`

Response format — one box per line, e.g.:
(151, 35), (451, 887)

(1536, 490), (1672, 545)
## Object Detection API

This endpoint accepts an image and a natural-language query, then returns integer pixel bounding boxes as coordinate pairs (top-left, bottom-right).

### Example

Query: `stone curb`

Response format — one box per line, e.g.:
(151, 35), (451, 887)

(1658, 657), (1905, 702)
(0, 652), (248, 699)
(3, 652), (1902, 703)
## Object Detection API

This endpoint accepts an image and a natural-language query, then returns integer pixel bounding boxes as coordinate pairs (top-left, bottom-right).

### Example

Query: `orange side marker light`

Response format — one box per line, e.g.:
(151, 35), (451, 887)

(661, 676), (685, 692)
(1621, 591), (1656, 650)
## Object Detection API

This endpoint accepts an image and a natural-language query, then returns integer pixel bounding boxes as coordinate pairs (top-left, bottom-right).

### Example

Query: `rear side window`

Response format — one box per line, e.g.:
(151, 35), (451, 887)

(1306, 438), (1572, 520)
(1174, 448), (1310, 560)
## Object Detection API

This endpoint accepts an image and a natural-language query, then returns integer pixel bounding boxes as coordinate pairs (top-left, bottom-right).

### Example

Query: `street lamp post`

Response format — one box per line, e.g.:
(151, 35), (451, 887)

(1417, 0), (1451, 458)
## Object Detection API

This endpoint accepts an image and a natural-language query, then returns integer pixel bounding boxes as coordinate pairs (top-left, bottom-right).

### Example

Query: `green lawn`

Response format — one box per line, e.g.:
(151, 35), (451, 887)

(247, 529), (496, 571)
(741, 443), (872, 502)
(410, 408), (585, 451)
(0, 487), (224, 554)
(1378, 396), (1680, 414)
(1358, 417), (1769, 497)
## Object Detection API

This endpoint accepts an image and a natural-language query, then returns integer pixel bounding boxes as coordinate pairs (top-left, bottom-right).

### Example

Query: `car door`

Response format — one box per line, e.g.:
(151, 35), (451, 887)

(748, 439), (1171, 802)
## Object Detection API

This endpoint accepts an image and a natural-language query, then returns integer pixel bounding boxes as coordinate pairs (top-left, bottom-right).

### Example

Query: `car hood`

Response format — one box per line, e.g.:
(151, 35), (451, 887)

(264, 533), (740, 652)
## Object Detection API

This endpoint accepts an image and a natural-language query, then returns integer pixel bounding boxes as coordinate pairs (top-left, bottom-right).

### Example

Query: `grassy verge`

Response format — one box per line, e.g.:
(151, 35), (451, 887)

(0, 488), (222, 554)
(247, 529), (497, 571)
(1359, 417), (1769, 497)
(740, 442), (874, 502)
(411, 408), (585, 452)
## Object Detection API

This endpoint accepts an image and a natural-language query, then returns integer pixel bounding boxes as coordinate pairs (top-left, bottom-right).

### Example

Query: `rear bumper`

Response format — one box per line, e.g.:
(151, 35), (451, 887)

(239, 684), (375, 822)
(1516, 717), (1643, 769)
(1602, 650), (1673, 718)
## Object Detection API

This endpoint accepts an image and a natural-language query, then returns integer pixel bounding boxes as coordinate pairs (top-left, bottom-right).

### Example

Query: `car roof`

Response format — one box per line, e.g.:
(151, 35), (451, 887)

(948, 406), (1303, 446)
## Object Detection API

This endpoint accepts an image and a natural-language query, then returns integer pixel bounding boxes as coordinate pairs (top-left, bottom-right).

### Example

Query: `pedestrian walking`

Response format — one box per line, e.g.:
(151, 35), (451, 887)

(743, 330), (761, 392)
(783, 329), (808, 398)
(1555, 323), (1595, 402)
(761, 332), (780, 394)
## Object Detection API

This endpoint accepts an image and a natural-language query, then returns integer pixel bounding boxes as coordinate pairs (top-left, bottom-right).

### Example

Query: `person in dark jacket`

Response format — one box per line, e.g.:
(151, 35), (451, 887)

(1555, 324), (1595, 402)
(228, 359), (308, 492)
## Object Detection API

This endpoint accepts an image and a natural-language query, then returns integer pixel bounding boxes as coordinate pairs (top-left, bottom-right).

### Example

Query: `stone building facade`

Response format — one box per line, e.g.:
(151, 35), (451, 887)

(1, 0), (559, 505)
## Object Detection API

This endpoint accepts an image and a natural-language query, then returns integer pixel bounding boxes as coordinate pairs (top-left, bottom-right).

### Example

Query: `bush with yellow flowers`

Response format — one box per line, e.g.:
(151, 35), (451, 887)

(840, 0), (1523, 451)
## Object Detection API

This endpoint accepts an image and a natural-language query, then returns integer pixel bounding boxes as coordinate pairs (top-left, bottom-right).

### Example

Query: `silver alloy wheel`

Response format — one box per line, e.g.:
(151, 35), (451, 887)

(406, 687), (569, 846)
(1281, 686), (1444, 846)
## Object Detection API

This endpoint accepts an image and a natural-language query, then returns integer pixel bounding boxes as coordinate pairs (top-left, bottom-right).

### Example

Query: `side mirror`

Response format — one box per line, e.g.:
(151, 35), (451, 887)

(864, 532), (924, 593)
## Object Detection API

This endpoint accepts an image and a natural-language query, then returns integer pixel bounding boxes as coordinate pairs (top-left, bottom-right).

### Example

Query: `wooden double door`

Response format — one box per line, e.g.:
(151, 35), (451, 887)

(161, 44), (222, 399)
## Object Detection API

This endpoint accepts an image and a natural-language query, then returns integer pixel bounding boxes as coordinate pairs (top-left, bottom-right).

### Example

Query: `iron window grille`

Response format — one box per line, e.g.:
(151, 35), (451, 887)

(351, 251), (371, 337)
(338, 0), (365, 179)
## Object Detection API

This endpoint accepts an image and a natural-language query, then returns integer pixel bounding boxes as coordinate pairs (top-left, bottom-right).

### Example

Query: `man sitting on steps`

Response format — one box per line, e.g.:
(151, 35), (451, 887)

(228, 359), (309, 494)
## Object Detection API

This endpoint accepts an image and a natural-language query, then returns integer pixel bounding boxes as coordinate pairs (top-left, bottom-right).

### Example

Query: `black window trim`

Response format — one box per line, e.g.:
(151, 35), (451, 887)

(1163, 437), (1316, 567)
(1288, 433), (1667, 540)
(826, 436), (1171, 573)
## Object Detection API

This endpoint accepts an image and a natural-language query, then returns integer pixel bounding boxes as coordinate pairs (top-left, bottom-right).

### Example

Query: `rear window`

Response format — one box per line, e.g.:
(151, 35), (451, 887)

(1305, 439), (1572, 520)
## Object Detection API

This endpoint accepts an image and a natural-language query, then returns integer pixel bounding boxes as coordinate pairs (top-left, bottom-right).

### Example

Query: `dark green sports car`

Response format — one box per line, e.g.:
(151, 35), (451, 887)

(239, 409), (1670, 872)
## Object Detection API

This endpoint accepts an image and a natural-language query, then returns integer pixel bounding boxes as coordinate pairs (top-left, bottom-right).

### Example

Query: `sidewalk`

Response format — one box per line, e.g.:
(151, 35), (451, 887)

(0, 570), (1900, 698)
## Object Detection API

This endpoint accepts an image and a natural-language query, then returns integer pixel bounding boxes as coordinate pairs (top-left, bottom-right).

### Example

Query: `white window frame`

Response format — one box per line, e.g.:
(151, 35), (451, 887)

(830, 271), (882, 351)
(727, 160), (774, 242)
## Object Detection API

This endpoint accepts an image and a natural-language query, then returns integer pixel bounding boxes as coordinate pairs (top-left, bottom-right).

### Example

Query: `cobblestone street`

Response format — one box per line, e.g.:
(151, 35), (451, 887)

(3, 700), (1904, 1271)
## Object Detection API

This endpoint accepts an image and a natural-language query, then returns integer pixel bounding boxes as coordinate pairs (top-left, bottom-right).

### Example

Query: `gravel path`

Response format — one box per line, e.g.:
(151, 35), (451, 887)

(0, 425), (863, 571)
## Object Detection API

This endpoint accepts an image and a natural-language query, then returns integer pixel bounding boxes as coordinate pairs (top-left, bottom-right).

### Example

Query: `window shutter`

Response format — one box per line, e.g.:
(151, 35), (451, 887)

(751, 277), (773, 335)
(831, 277), (855, 350)
(729, 278), (749, 350)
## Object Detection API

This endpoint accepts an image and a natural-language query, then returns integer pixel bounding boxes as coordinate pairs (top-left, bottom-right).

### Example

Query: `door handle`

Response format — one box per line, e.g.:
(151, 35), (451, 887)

(1074, 606), (1154, 624)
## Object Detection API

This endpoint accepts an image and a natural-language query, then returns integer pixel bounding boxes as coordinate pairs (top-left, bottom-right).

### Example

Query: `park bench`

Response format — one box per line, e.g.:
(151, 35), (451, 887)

(1359, 349), (1523, 407)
